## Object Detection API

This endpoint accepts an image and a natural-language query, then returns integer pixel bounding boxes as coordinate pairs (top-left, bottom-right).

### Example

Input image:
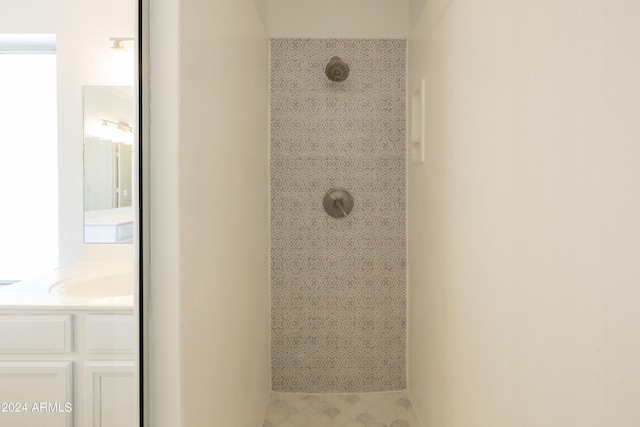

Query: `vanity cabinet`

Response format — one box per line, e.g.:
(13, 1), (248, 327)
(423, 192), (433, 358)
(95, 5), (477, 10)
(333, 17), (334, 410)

(0, 309), (135, 427)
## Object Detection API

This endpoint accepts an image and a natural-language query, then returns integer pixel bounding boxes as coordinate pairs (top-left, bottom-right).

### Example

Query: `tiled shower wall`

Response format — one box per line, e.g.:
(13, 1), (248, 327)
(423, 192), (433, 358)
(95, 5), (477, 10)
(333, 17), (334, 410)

(270, 39), (406, 393)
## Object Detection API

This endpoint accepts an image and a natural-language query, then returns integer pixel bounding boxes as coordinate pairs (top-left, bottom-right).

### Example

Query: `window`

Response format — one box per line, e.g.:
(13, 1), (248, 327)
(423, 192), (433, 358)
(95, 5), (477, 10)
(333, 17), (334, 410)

(0, 35), (58, 282)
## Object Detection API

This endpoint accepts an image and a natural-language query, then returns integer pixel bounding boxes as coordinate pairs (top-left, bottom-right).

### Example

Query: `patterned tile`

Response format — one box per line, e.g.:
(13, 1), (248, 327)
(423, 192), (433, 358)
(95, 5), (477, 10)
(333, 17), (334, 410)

(270, 39), (406, 392)
(262, 392), (420, 427)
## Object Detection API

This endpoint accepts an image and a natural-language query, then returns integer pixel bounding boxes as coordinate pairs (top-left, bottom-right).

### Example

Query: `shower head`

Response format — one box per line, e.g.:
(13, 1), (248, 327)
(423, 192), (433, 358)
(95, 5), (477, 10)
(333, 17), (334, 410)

(325, 56), (350, 82)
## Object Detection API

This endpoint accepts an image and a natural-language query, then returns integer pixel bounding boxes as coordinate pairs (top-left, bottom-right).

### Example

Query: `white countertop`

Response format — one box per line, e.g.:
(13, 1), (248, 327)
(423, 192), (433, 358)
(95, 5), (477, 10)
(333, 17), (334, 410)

(0, 262), (134, 309)
(84, 207), (133, 225)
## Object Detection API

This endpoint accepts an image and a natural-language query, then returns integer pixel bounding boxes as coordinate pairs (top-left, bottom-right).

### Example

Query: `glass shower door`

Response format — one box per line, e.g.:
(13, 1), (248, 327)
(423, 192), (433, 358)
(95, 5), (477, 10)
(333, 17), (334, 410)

(0, 1), (141, 425)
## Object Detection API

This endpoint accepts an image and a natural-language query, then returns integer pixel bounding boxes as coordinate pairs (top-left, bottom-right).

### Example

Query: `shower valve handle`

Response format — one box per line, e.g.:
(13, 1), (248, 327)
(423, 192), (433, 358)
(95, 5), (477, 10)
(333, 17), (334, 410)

(334, 199), (348, 218)
(323, 188), (354, 219)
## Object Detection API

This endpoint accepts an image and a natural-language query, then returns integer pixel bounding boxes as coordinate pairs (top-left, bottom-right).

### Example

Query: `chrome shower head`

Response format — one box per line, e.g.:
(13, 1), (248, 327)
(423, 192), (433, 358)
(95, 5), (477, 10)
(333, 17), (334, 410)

(325, 56), (350, 82)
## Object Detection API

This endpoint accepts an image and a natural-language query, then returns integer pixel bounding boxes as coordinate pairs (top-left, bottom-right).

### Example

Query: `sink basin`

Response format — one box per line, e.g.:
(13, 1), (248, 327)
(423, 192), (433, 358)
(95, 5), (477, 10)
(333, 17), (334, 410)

(49, 272), (133, 299)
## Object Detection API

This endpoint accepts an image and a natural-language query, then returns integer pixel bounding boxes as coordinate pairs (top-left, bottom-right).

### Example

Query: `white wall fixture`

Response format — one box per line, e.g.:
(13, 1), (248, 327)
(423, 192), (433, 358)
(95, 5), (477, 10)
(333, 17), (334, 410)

(410, 77), (425, 164)
(108, 38), (135, 86)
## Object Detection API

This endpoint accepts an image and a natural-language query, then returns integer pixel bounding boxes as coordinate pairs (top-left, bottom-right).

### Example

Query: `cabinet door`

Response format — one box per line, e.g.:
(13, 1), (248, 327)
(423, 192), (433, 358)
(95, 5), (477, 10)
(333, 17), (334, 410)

(84, 362), (135, 427)
(0, 361), (73, 427)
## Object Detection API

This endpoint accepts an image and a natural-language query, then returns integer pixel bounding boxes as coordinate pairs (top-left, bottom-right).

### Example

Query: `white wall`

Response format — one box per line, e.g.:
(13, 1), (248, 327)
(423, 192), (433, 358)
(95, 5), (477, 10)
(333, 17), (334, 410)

(149, 1), (271, 424)
(252, 0), (269, 30)
(178, 0), (272, 425)
(147, 0), (181, 424)
(267, 0), (410, 38)
(1, 0), (135, 267)
(408, 0), (640, 426)
(409, 0), (427, 29)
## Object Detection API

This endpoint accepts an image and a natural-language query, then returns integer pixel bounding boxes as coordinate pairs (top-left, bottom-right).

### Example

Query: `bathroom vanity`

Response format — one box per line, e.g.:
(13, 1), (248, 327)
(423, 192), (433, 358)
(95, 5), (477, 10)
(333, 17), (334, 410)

(0, 263), (135, 427)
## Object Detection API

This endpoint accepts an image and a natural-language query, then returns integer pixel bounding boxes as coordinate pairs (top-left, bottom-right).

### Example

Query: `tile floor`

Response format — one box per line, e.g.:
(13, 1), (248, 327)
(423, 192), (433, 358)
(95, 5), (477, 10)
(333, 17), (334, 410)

(262, 391), (419, 427)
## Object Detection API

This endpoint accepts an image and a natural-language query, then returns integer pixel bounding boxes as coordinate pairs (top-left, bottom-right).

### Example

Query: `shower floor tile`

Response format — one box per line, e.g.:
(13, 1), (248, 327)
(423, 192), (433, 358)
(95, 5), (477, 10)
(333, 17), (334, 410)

(262, 391), (420, 427)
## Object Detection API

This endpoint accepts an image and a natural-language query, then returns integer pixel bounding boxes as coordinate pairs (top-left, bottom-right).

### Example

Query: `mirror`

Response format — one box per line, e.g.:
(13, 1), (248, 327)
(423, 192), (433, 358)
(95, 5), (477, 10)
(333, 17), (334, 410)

(83, 85), (134, 243)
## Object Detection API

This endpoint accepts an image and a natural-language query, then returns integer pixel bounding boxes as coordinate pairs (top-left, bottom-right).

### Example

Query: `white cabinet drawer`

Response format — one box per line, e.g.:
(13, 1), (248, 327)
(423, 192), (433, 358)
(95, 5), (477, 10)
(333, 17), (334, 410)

(0, 315), (73, 353)
(85, 314), (134, 353)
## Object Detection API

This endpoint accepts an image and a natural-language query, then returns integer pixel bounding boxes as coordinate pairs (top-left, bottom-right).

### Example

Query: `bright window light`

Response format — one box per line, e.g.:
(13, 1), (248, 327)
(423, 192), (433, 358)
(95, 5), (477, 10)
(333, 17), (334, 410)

(0, 50), (58, 282)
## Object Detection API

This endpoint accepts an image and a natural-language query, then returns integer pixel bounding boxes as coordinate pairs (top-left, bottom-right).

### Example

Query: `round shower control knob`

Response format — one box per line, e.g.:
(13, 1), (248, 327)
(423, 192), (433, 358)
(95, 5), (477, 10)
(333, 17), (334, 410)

(323, 188), (354, 218)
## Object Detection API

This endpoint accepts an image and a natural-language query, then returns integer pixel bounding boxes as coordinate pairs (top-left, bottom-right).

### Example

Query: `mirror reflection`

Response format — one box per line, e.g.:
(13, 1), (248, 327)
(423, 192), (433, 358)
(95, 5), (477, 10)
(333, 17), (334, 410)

(83, 86), (134, 243)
